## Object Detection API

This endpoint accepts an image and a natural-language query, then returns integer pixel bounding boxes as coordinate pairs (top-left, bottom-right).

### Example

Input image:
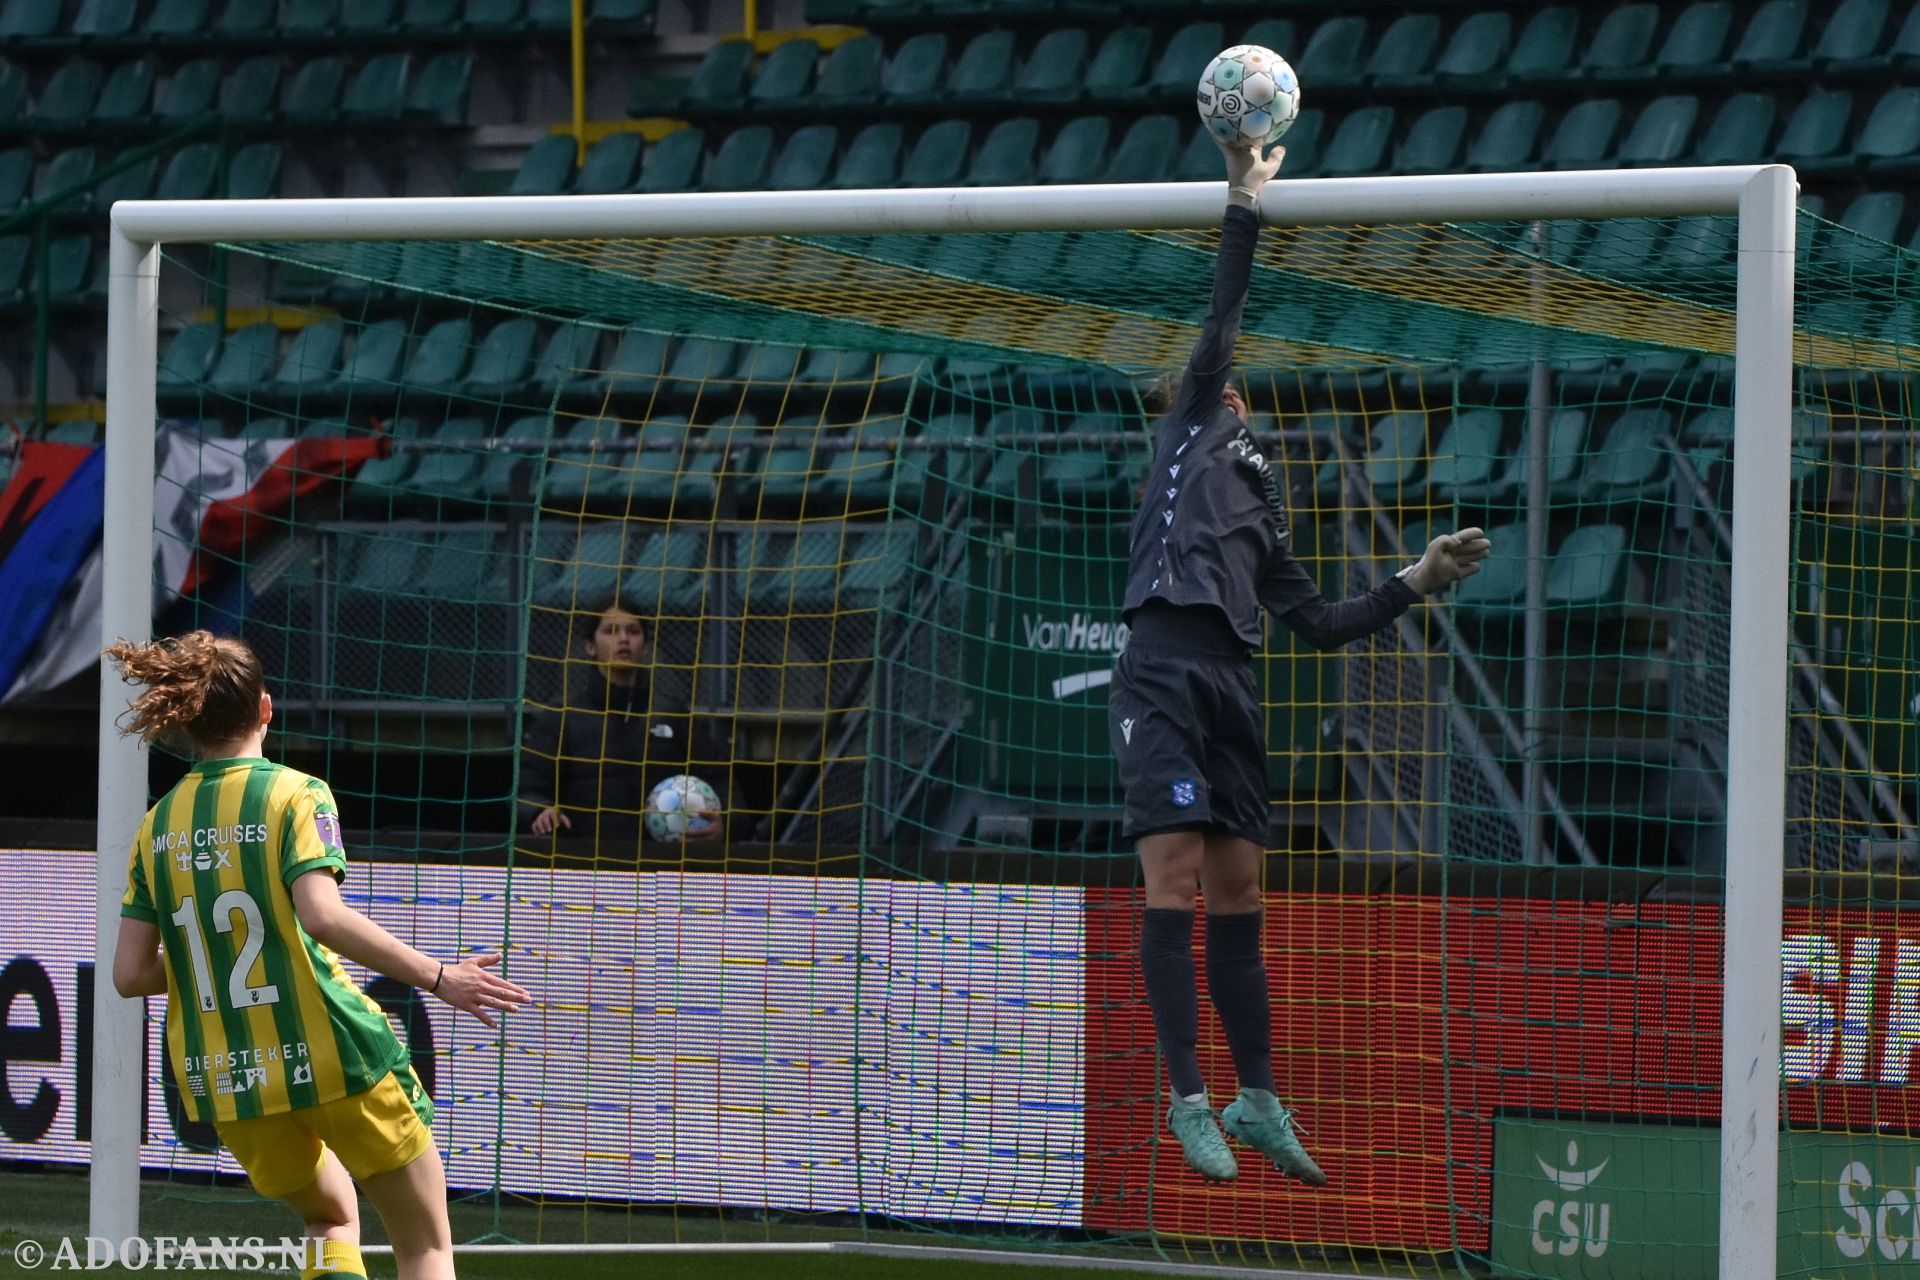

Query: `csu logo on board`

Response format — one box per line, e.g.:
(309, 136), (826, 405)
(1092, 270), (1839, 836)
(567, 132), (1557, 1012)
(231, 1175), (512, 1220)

(1530, 1140), (1612, 1260)
(1781, 932), (1920, 1085)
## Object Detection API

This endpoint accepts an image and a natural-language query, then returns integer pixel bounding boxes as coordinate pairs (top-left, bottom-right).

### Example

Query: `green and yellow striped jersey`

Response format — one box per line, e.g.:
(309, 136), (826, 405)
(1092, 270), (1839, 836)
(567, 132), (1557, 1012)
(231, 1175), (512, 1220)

(119, 758), (409, 1125)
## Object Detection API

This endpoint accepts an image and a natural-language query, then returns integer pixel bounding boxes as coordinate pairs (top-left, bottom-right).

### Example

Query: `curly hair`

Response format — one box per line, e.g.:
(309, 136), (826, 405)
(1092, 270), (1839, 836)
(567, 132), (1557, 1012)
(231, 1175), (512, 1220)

(105, 631), (266, 753)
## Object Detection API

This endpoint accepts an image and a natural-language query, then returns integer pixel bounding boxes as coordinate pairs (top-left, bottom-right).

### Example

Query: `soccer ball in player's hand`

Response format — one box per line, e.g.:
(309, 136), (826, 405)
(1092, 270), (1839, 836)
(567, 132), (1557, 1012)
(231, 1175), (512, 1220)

(645, 774), (721, 841)
(1197, 45), (1301, 150)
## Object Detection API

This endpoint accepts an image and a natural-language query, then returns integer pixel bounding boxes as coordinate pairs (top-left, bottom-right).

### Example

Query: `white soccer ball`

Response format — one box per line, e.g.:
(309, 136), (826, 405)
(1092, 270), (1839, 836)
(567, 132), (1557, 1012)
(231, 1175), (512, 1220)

(1196, 44), (1301, 150)
(645, 774), (721, 840)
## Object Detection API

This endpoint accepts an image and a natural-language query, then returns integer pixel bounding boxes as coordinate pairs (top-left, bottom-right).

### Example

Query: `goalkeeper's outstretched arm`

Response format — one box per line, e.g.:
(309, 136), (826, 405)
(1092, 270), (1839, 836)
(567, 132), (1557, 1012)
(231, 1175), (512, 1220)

(1259, 527), (1493, 651)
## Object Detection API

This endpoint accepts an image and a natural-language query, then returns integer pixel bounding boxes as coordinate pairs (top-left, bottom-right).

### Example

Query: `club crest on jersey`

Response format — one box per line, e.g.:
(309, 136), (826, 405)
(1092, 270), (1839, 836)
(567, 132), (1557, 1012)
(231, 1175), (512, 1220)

(1171, 779), (1198, 808)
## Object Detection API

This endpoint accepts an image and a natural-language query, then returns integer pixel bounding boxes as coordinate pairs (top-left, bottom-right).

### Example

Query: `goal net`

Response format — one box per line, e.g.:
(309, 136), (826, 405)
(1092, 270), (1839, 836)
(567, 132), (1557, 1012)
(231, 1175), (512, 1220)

(57, 173), (1913, 1275)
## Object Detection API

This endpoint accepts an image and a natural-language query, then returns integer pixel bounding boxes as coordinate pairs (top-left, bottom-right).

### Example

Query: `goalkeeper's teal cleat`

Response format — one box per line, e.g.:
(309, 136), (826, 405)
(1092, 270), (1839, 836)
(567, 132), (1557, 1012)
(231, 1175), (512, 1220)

(1222, 1090), (1327, 1186)
(1166, 1094), (1238, 1182)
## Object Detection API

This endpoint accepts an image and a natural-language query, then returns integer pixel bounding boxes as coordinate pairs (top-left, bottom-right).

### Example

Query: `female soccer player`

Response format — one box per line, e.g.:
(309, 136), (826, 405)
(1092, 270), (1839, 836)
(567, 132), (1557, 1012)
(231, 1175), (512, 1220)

(108, 631), (531, 1280)
(1111, 139), (1491, 1184)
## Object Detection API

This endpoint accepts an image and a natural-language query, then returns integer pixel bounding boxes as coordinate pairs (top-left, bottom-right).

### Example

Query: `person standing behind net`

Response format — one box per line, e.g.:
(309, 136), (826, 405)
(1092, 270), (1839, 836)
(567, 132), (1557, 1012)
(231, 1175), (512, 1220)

(107, 631), (532, 1280)
(1110, 139), (1491, 1184)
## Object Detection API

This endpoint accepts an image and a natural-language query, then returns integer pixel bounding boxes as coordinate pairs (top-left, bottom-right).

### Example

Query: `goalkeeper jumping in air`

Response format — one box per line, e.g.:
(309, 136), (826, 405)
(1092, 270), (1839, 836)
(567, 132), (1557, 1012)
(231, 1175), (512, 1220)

(1111, 138), (1491, 1185)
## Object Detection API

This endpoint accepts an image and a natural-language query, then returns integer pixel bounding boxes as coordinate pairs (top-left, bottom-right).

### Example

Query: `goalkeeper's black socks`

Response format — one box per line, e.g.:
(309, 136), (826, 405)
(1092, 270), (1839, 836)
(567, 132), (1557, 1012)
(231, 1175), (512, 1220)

(1140, 907), (1204, 1098)
(1205, 910), (1277, 1095)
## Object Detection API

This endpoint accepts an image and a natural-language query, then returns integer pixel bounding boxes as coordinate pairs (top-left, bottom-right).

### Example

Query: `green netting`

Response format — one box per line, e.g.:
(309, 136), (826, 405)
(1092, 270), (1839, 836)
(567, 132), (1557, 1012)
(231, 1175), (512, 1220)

(100, 205), (1920, 1278)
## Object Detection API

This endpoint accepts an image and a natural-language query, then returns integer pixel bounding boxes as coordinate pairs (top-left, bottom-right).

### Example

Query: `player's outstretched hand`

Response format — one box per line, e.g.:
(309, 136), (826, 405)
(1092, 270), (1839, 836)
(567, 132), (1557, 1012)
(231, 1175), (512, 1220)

(432, 952), (533, 1029)
(1220, 139), (1286, 201)
(1405, 527), (1493, 595)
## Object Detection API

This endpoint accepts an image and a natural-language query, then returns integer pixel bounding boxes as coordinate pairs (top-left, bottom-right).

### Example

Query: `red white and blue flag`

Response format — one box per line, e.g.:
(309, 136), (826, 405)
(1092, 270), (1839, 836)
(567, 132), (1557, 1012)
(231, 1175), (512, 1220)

(0, 427), (386, 703)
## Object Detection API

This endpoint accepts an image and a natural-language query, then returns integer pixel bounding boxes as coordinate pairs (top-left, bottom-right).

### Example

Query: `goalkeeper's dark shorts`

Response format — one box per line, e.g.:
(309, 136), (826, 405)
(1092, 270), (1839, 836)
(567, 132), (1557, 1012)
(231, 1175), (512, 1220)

(1108, 604), (1268, 848)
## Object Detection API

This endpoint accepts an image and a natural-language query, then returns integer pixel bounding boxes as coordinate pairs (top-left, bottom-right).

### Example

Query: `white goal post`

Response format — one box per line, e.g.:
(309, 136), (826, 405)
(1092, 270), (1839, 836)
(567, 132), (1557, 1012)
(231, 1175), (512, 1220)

(98, 168), (1797, 1278)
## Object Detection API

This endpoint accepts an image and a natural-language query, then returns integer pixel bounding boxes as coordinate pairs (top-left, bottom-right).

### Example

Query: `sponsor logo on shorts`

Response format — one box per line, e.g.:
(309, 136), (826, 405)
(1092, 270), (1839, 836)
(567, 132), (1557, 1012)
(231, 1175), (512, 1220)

(1171, 779), (1197, 808)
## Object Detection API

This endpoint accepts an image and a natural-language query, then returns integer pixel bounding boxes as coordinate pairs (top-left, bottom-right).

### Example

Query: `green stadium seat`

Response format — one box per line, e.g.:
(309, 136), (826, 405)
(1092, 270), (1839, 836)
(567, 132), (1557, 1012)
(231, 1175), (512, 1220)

(270, 320), (343, 397)
(1015, 27), (1087, 102)
(1082, 25), (1150, 99)
(1366, 13), (1440, 85)
(812, 32), (882, 106)
(901, 119), (969, 187)
(1465, 100), (1544, 171)
(399, 318), (471, 394)
(1104, 113), (1177, 182)
(0, 149), (31, 208)
(1505, 7), (1579, 82)
(460, 0), (519, 30)
(1581, 410), (1673, 502)
(748, 37), (817, 109)
(1540, 98), (1622, 169)
(828, 121), (901, 188)
(1823, 191), (1904, 271)
(573, 132), (641, 193)
(1731, 0), (1809, 71)
(881, 31), (948, 105)
(0, 235), (30, 303)
(398, 417), (488, 506)
(401, 0), (457, 29)
(34, 147), (96, 202)
(205, 322), (279, 397)
(1871, 0), (1920, 71)
(1451, 520), (1527, 613)
(1434, 10), (1512, 83)
(600, 329), (669, 400)
(343, 52), (409, 120)
(1776, 89), (1853, 170)
(217, 56), (279, 124)
(1809, 0), (1888, 68)
(72, 0), (136, 40)
(1659, 213), (1737, 277)
(157, 321), (219, 393)
(965, 116), (1039, 185)
(0, 63), (23, 122)
(702, 124), (773, 190)
(1855, 87), (1920, 169)
(91, 151), (156, 209)
(633, 128), (703, 193)
(1319, 105), (1395, 178)
(36, 234), (85, 304)
(768, 123), (837, 190)
(1167, 122), (1219, 180)
(1391, 105), (1468, 174)
(750, 444), (816, 511)
(1271, 107), (1323, 174)
(527, 323), (600, 398)
(1547, 523), (1631, 609)
(0, 0), (60, 41)
(142, 0), (204, 32)
(340, 0), (399, 35)
(1426, 408), (1506, 501)
(1294, 15), (1366, 90)
(1453, 408), (1588, 504)
(408, 51), (471, 124)
(158, 57), (220, 121)
(32, 61), (103, 129)
(1038, 115), (1108, 184)
(225, 141), (280, 198)
(683, 39), (754, 114)
(1616, 95), (1698, 166)
(510, 135), (575, 195)
(811, 444), (895, 511)
(281, 56), (345, 124)
(662, 336), (738, 402)
(792, 348), (876, 397)
(1654, 1), (1733, 75)
(280, 0), (334, 33)
(610, 417), (719, 512)
(155, 142), (219, 199)
(1692, 92), (1775, 163)
(1577, 216), (1668, 276)
(946, 29), (1016, 103)
(1137, 21), (1221, 101)
(539, 414), (626, 506)
(462, 317), (537, 398)
(1579, 3), (1659, 78)
(1359, 411), (1427, 501)
(325, 318), (407, 397)
(94, 58), (154, 123)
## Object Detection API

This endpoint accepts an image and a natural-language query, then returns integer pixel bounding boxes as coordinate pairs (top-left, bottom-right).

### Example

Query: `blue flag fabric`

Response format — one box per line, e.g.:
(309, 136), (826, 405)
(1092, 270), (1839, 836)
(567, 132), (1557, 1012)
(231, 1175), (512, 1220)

(0, 446), (105, 697)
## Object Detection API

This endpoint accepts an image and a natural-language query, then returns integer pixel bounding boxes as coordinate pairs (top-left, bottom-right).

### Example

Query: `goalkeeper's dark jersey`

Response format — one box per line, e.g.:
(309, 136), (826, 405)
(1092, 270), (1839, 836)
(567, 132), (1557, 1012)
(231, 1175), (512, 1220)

(1121, 203), (1418, 650)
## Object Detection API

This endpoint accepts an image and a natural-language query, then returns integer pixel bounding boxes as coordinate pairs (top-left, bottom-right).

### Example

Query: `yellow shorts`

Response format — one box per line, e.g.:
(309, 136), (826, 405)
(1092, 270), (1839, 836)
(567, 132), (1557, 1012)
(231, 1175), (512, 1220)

(216, 1066), (436, 1199)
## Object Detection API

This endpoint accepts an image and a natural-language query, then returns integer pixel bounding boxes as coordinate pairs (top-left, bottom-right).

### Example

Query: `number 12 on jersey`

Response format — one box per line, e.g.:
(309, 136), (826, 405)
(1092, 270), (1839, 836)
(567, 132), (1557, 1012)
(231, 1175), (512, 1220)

(170, 890), (283, 1012)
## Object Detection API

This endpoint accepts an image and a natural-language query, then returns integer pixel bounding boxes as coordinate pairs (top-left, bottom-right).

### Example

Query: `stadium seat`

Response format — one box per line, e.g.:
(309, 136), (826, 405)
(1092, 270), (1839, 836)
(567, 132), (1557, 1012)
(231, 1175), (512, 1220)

(1653, 0), (1735, 75)
(400, 318), (472, 394)
(527, 323), (600, 399)
(1540, 99), (1622, 169)
(511, 134), (575, 195)
(398, 417), (488, 507)
(749, 442), (817, 512)
(1775, 89), (1853, 169)
(1359, 412), (1428, 501)
(280, 56), (346, 124)
(900, 119), (969, 187)
(31, 61), (104, 129)
(1102, 113), (1176, 183)
(1452, 408), (1588, 503)
(225, 141), (281, 199)
(1692, 92), (1775, 163)
(964, 117), (1039, 185)
(218, 56), (279, 124)
(880, 31), (948, 105)
(702, 124), (773, 190)
(280, 0), (335, 33)
(573, 132), (641, 193)
(1452, 520), (1528, 613)
(1296, 15), (1366, 89)
(462, 317), (537, 398)
(407, 51), (471, 123)
(1855, 86), (1920, 169)
(44, 234), (89, 303)
(1819, 191), (1904, 271)
(1581, 410), (1673, 502)
(812, 33), (882, 106)
(540, 414), (628, 507)
(1319, 106), (1395, 177)
(1015, 27), (1087, 102)
(155, 142), (220, 199)
(747, 38), (818, 110)
(1867, 0), (1920, 72)
(1135, 20), (1221, 101)
(270, 319), (344, 398)
(1082, 24), (1150, 99)
(1465, 100), (1545, 171)
(1579, 3), (1660, 78)
(94, 59), (154, 124)
(1577, 216), (1668, 277)
(1037, 115), (1109, 184)
(1547, 523), (1632, 609)
(203, 0), (263, 32)
(1809, 0), (1889, 68)
(72, 0), (136, 40)
(1271, 107), (1324, 174)
(1367, 13), (1440, 85)
(1616, 95), (1698, 166)
(0, 0), (60, 41)
(1392, 105), (1468, 174)
(401, 0), (458, 30)
(946, 29), (1016, 103)
(342, 52), (409, 120)
(34, 147), (96, 202)
(633, 128), (703, 193)
(0, 235), (30, 304)
(1730, 0), (1809, 71)
(1432, 10), (1512, 84)
(600, 329), (670, 401)
(205, 322), (279, 397)
(1505, 7), (1579, 82)
(682, 40), (755, 114)
(828, 122), (902, 188)
(662, 336), (738, 402)
(460, 0), (519, 31)
(325, 318), (407, 397)
(90, 151), (156, 209)
(0, 149), (31, 209)
(339, 0), (400, 36)
(1426, 408), (1506, 501)
(0, 63), (22, 122)
(767, 123), (837, 190)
